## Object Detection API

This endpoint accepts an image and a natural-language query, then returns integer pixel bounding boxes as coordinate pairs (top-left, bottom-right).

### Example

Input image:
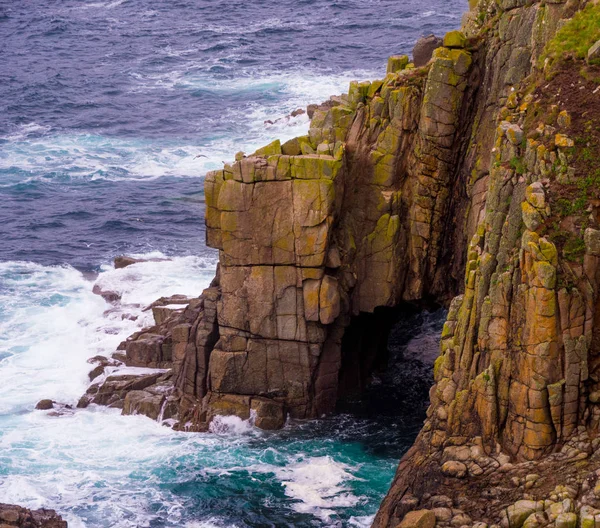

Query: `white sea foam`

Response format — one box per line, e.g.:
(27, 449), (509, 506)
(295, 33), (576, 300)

(0, 253), (380, 525)
(1, 68), (378, 186)
(208, 414), (254, 435)
(274, 456), (364, 522)
(0, 254), (219, 525)
(0, 254), (215, 414)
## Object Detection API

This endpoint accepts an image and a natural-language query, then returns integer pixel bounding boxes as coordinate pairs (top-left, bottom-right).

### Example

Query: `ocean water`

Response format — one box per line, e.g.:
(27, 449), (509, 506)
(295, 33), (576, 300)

(0, 0), (464, 526)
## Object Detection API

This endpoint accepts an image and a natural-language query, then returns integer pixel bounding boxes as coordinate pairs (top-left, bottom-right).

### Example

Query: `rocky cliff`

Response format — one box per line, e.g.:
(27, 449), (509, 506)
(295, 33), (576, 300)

(78, 0), (600, 525)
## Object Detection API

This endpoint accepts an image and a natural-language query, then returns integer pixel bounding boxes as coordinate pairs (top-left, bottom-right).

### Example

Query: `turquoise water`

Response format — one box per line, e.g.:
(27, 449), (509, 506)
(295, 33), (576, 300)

(0, 259), (442, 526)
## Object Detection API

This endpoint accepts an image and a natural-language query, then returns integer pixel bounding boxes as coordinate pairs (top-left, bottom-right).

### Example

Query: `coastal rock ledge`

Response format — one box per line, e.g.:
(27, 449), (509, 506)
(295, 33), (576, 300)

(0, 504), (66, 528)
(77, 0), (600, 526)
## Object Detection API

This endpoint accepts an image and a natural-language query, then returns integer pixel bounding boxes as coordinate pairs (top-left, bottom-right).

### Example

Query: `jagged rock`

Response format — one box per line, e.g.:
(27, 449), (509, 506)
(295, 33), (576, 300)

(412, 35), (443, 67)
(92, 284), (121, 303)
(0, 504), (66, 527)
(81, 6), (600, 527)
(77, 371), (165, 409)
(114, 255), (141, 269)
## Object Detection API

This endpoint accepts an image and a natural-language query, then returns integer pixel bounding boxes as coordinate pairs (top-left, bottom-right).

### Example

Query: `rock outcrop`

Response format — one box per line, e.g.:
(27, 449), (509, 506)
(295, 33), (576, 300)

(79, 0), (600, 525)
(0, 504), (66, 528)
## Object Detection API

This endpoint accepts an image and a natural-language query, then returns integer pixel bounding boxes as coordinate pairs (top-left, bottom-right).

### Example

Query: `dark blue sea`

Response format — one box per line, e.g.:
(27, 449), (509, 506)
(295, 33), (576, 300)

(0, 1), (463, 526)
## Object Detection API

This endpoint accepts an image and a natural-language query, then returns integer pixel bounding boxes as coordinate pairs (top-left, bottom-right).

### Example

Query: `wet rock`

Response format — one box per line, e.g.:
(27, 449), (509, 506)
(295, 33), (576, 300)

(77, 371), (166, 409)
(114, 255), (141, 269)
(35, 399), (54, 410)
(92, 284), (121, 303)
(88, 365), (105, 381)
(250, 397), (285, 430)
(123, 390), (165, 421)
(412, 35), (443, 67)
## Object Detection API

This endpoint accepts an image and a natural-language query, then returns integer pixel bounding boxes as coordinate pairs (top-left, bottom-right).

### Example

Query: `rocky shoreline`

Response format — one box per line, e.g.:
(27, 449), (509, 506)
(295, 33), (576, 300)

(23, 0), (600, 526)
(0, 504), (66, 528)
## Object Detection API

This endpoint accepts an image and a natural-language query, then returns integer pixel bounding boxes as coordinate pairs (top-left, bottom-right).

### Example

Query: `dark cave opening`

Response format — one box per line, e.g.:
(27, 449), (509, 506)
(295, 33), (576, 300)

(336, 303), (446, 421)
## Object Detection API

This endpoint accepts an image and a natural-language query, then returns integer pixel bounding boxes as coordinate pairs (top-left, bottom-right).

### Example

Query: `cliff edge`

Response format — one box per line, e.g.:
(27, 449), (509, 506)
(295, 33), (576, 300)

(77, 0), (600, 525)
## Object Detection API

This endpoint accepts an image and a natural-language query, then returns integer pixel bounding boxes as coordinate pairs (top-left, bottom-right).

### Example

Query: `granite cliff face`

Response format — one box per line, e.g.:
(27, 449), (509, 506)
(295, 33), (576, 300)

(76, 0), (600, 525)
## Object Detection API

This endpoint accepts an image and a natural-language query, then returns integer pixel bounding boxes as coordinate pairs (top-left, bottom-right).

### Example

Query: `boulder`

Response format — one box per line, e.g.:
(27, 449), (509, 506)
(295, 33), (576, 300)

(412, 35), (443, 67)
(398, 509), (436, 528)
(123, 390), (165, 421)
(504, 501), (544, 528)
(440, 460), (467, 478)
(35, 399), (54, 410)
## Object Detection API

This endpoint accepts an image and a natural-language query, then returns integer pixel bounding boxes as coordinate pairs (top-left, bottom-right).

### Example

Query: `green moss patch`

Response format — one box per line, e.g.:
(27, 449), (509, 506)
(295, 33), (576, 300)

(541, 3), (600, 67)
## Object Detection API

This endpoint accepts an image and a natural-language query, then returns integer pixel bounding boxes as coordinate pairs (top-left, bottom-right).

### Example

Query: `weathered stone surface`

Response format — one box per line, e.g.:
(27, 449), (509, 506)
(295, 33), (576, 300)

(0, 504), (66, 528)
(250, 397), (285, 430)
(387, 55), (410, 73)
(398, 509), (436, 528)
(443, 30), (466, 49)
